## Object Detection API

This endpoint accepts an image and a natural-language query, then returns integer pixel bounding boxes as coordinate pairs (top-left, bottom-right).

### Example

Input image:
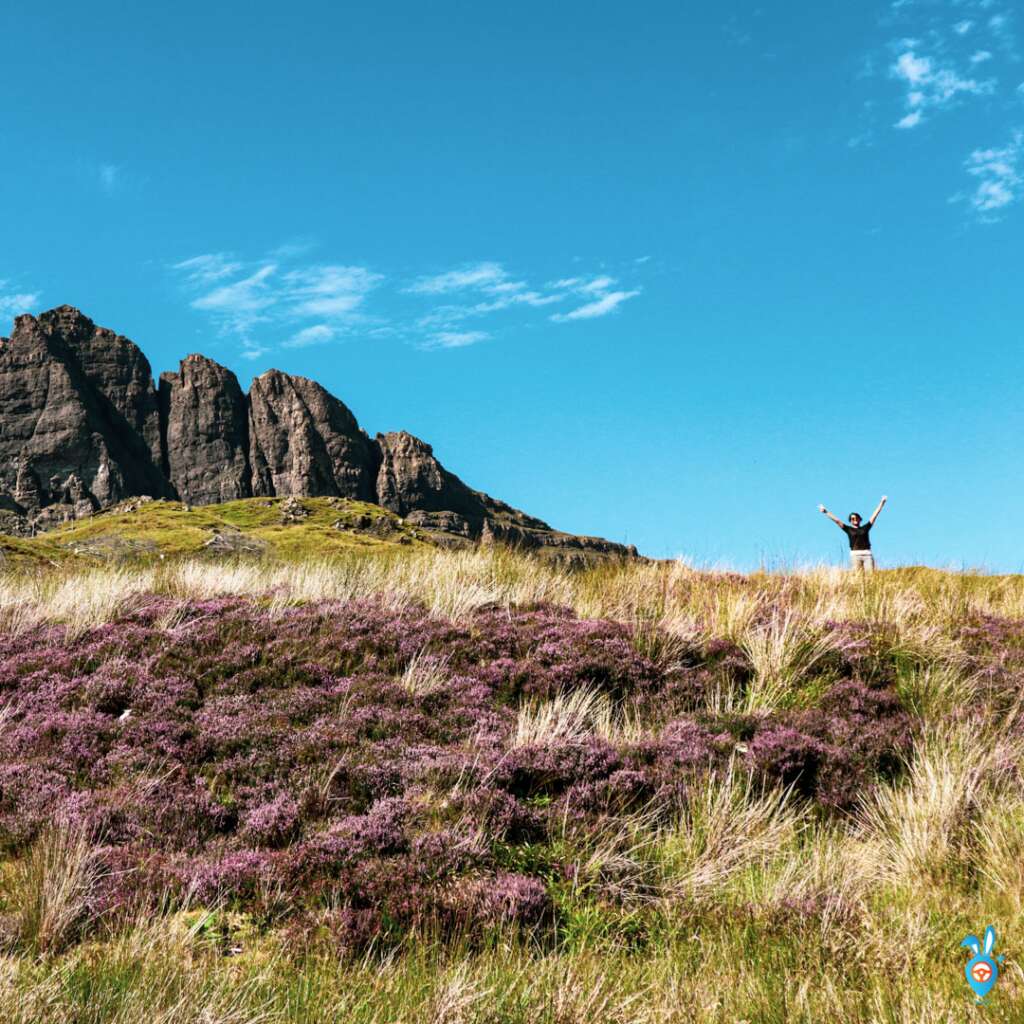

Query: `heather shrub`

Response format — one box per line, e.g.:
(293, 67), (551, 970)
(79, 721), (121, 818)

(816, 621), (902, 685)
(957, 615), (1024, 708)
(491, 738), (621, 799)
(241, 792), (302, 848)
(747, 726), (828, 800)
(470, 605), (662, 702)
(745, 679), (912, 810)
(448, 872), (551, 929)
(0, 568), (1009, 962)
(561, 768), (657, 816)
(187, 849), (282, 906)
(0, 557), (1021, 1021)
(458, 788), (546, 843)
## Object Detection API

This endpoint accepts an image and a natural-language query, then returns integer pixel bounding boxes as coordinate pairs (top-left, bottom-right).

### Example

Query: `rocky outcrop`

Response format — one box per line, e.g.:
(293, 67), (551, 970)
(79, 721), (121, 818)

(375, 437), (633, 556)
(0, 493), (27, 537)
(159, 355), (251, 505)
(248, 370), (377, 501)
(45, 306), (164, 468)
(0, 305), (638, 558)
(374, 431), (489, 521)
(0, 307), (171, 510)
(403, 509), (477, 538)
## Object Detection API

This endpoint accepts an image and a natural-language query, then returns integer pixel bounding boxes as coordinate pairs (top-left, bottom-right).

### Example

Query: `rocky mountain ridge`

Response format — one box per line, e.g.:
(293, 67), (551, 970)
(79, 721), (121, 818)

(0, 306), (636, 557)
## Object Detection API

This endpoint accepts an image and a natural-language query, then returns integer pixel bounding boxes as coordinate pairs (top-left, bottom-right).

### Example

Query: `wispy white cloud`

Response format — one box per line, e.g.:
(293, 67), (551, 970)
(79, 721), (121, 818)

(0, 284), (40, 320)
(406, 262), (508, 295)
(422, 330), (490, 350)
(192, 264), (278, 315)
(872, 2), (1022, 222)
(412, 271), (635, 328)
(550, 275), (617, 292)
(283, 324), (336, 348)
(578, 275), (617, 294)
(963, 129), (1023, 217)
(283, 265), (382, 317)
(173, 253), (244, 285)
(174, 253), (382, 349)
(410, 261), (574, 333)
(896, 110), (924, 129)
(989, 14), (1009, 37)
(546, 274), (640, 322)
(174, 252), (645, 354)
(410, 264), (647, 336)
(891, 48), (993, 127)
(551, 289), (640, 322)
(415, 289), (563, 331)
(98, 163), (121, 195)
(269, 239), (316, 260)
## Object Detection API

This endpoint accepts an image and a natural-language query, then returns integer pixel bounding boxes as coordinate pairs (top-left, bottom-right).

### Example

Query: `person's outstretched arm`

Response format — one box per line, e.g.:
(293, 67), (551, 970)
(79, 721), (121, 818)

(869, 495), (888, 525)
(818, 505), (846, 529)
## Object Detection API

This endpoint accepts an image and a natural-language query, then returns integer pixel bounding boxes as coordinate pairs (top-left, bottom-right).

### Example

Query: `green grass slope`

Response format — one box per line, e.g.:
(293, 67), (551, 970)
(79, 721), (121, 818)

(0, 497), (422, 568)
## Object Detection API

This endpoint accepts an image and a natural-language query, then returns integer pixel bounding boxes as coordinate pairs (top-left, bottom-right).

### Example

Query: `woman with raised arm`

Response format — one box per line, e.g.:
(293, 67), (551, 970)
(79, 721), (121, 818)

(818, 496), (887, 571)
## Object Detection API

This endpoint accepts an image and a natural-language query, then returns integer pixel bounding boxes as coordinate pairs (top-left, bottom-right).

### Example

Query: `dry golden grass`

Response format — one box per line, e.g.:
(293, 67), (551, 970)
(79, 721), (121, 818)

(7, 824), (100, 956)
(653, 766), (801, 903)
(3, 544), (1024, 638)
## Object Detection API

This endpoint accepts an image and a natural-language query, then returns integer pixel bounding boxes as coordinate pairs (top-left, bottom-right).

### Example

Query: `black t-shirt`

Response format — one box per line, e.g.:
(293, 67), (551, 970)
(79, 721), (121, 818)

(841, 522), (872, 550)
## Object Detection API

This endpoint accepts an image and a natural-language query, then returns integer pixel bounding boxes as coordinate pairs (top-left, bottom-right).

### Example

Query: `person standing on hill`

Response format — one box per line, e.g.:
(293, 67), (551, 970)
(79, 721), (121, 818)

(818, 496), (887, 571)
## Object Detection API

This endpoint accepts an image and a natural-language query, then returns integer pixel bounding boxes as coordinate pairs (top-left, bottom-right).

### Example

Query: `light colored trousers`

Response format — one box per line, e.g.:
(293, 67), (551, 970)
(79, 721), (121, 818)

(850, 551), (875, 572)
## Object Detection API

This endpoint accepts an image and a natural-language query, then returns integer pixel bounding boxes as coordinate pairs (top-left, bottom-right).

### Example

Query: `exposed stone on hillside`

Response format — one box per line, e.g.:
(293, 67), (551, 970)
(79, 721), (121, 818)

(249, 370), (377, 501)
(43, 306), (164, 468)
(0, 305), (639, 558)
(279, 496), (310, 523)
(0, 493), (27, 537)
(202, 530), (268, 556)
(159, 355), (251, 505)
(374, 431), (489, 520)
(403, 509), (476, 538)
(0, 308), (171, 510)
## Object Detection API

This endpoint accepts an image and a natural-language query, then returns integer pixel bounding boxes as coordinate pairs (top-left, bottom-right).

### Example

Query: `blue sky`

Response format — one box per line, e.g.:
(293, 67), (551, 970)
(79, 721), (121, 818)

(2, 0), (1022, 569)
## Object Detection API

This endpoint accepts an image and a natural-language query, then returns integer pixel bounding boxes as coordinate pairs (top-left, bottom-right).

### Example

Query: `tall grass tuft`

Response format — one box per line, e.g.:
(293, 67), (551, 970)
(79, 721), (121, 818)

(513, 687), (617, 747)
(653, 767), (800, 902)
(739, 612), (832, 712)
(6, 824), (100, 956)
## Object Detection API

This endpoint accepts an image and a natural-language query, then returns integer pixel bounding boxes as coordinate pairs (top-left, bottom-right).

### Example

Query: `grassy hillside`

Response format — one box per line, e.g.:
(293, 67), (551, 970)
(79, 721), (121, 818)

(1, 550), (1023, 1022)
(0, 497), (421, 568)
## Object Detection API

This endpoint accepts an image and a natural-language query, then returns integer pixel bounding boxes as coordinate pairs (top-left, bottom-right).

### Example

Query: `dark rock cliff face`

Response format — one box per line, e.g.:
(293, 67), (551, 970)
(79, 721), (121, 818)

(0, 306), (637, 557)
(374, 431), (489, 520)
(0, 307), (171, 509)
(47, 306), (164, 469)
(248, 370), (377, 501)
(159, 355), (252, 506)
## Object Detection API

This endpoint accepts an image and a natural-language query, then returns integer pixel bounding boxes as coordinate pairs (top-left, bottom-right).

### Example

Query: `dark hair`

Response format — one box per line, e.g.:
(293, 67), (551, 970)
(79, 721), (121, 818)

(848, 512), (862, 523)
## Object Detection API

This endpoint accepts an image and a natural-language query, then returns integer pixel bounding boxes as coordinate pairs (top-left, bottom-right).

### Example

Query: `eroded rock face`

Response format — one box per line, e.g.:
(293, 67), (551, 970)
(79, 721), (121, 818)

(248, 370), (376, 500)
(44, 306), (164, 468)
(403, 509), (476, 537)
(159, 355), (251, 505)
(0, 307), (170, 509)
(374, 431), (487, 521)
(0, 493), (27, 536)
